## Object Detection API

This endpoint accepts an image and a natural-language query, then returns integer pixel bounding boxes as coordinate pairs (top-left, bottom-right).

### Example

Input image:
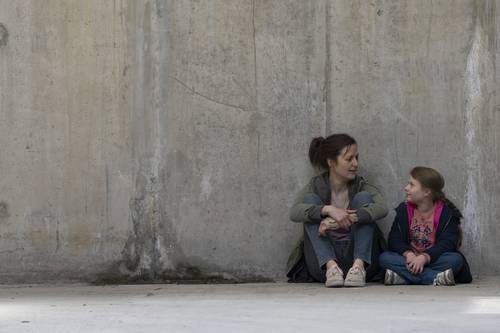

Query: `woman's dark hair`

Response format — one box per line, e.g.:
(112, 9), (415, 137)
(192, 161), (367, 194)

(308, 133), (357, 169)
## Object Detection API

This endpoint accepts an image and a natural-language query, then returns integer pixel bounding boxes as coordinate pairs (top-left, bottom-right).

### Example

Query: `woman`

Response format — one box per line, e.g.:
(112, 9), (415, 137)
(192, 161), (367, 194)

(380, 166), (472, 285)
(287, 134), (388, 287)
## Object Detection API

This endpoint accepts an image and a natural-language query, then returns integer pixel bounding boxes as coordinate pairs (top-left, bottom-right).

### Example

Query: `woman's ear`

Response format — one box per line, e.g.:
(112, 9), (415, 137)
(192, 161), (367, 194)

(326, 158), (336, 169)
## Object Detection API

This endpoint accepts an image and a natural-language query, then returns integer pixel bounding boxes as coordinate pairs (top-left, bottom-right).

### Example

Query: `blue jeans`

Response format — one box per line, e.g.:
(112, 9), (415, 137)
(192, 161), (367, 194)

(379, 251), (464, 285)
(303, 192), (375, 282)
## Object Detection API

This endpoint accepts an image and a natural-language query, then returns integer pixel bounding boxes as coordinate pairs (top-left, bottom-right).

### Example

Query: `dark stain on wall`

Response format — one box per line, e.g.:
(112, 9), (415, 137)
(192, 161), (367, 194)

(92, 158), (275, 285)
(0, 201), (9, 221)
(121, 172), (164, 280)
(0, 23), (8, 47)
(93, 262), (274, 285)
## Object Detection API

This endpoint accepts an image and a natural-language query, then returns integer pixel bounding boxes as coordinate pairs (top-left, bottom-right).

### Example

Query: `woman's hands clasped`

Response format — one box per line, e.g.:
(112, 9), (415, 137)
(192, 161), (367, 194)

(321, 205), (357, 228)
(318, 205), (358, 236)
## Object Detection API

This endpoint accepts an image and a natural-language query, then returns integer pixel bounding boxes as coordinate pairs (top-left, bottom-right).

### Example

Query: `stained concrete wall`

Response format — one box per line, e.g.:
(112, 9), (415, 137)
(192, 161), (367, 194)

(0, 0), (498, 283)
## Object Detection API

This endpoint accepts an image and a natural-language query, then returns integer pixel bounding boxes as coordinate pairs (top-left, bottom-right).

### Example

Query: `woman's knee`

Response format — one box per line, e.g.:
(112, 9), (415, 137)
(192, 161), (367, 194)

(351, 191), (373, 210)
(303, 194), (322, 205)
(352, 220), (375, 235)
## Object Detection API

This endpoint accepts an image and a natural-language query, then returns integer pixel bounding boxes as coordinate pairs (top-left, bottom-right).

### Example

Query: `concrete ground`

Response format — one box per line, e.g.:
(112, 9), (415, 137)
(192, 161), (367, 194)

(1, 278), (500, 333)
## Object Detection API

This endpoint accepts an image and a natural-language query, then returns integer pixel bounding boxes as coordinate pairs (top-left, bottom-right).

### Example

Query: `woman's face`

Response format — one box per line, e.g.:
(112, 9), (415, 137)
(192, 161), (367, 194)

(328, 144), (359, 182)
(404, 176), (431, 204)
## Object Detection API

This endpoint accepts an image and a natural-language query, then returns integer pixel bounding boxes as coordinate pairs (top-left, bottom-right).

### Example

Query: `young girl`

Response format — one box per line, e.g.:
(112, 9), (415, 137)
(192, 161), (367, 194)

(380, 167), (472, 285)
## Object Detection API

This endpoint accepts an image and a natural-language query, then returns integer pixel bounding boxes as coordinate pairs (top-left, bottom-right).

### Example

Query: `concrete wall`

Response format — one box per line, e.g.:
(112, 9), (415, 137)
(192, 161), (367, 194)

(0, 0), (498, 283)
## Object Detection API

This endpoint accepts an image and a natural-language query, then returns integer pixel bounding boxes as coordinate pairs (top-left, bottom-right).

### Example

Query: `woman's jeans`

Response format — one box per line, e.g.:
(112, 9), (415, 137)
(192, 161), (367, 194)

(303, 192), (375, 282)
(379, 251), (464, 285)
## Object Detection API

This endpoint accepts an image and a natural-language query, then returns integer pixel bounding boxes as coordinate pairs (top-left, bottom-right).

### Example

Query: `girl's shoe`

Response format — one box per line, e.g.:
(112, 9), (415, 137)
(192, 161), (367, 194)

(433, 269), (455, 286)
(384, 269), (408, 285)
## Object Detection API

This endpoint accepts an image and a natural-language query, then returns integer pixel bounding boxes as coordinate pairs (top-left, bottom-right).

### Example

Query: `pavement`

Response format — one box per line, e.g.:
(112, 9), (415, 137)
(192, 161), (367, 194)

(1, 278), (500, 332)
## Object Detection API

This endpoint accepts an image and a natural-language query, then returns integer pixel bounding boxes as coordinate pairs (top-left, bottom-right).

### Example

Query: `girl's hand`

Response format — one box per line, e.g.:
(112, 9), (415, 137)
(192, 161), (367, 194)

(404, 251), (417, 273)
(407, 255), (427, 274)
(404, 251), (416, 262)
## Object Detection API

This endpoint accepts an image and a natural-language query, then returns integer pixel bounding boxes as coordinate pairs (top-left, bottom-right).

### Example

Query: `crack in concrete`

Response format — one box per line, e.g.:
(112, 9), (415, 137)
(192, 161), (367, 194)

(55, 218), (60, 252)
(169, 76), (248, 111)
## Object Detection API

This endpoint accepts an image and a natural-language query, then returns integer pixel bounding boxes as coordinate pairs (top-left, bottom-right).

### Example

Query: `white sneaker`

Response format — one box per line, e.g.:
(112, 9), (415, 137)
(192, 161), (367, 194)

(433, 269), (455, 286)
(344, 266), (366, 287)
(325, 266), (344, 288)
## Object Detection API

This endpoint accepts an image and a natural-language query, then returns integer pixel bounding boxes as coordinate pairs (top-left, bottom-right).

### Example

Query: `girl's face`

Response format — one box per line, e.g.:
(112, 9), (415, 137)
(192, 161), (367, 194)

(327, 144), (359, 182)
(404, 176), (431, 204)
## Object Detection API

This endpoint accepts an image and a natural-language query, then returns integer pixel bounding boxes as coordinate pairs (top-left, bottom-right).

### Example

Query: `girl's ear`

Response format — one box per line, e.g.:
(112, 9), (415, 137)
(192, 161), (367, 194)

(423, 188), (432, 199)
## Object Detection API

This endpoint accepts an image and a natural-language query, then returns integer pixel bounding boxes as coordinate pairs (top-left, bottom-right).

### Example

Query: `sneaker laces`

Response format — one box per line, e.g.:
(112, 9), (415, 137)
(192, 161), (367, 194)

(326, 266), (342, 277)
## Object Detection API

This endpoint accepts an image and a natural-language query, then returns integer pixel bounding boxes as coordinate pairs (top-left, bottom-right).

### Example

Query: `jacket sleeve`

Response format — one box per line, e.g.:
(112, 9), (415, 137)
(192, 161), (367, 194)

(424, 217), (460, 263)
(356, 182), (389, 223)
(289, 179), (324, 223)
(388, 210), (412, 255)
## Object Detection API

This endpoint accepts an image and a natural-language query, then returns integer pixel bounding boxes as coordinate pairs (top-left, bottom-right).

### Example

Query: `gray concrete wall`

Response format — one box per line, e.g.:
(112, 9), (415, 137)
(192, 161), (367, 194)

(0, 0), (498, 283)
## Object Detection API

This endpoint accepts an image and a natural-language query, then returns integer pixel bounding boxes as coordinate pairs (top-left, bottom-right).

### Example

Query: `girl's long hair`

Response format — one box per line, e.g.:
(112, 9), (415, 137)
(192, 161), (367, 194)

(410, 166), (463, 246)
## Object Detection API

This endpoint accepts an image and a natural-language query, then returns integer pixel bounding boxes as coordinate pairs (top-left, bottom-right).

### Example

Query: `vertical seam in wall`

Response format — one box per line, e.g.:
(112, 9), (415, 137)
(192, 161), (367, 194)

(252, 0), (258, 109)
(463, 7), (483, 265)
(425, 0), (433, 59)
(324, 0), (331, 135)
(152, 2), (162, 175)
(252, 0), (262, 213)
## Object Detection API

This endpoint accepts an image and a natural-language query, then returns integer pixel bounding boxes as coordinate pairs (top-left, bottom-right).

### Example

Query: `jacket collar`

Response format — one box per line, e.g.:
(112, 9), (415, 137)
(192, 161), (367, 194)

(313, 171), (364, 204)
(405, 200), (445, 230)
(396, 200), (461, 231)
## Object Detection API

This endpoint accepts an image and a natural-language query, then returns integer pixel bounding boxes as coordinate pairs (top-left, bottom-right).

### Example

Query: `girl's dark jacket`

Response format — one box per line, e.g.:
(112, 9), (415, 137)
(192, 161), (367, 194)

(388, 201), (472, 283)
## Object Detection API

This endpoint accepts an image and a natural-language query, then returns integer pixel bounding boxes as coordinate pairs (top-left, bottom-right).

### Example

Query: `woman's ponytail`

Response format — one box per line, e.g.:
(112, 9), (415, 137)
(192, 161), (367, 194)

(308, 136), (325, 168)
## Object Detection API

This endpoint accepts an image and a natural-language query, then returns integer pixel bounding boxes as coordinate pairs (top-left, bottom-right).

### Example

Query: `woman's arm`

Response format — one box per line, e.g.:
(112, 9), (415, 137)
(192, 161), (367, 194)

(356, 182), (389, 223)
(289, 180), (324, 223)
